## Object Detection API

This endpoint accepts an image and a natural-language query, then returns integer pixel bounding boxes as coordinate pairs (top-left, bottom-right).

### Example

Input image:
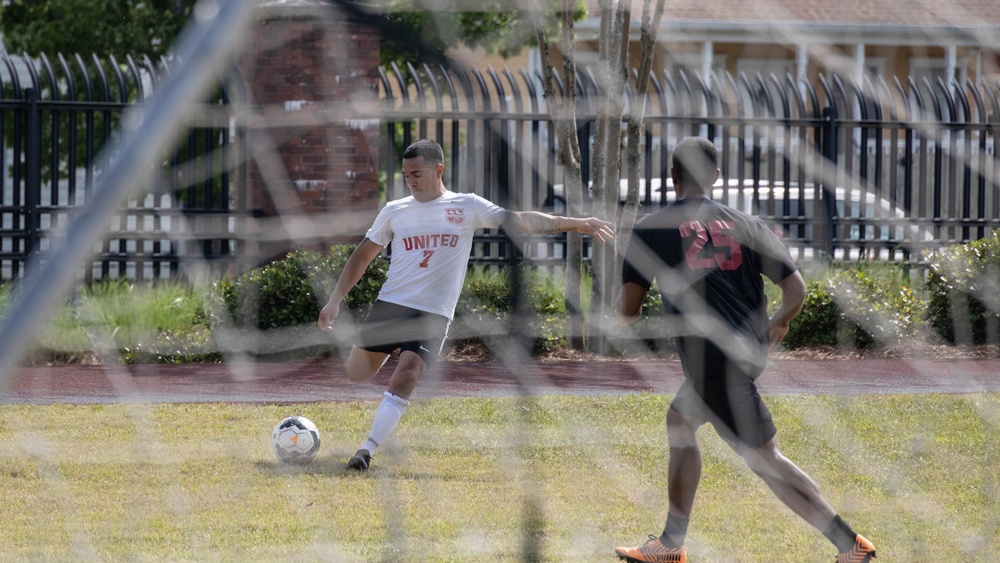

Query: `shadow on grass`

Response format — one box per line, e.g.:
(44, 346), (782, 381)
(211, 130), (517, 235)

(254, 452), (508, 484)
(255, 450), (362, 476)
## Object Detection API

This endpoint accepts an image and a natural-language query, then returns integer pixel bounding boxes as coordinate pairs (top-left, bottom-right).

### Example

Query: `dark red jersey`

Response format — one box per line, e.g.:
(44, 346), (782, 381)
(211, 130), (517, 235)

(622, 197), (797, 354)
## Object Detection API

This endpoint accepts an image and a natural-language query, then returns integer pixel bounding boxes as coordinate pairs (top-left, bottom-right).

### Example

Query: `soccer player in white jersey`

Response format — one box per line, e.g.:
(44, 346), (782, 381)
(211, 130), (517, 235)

(317, 139), (613, 471)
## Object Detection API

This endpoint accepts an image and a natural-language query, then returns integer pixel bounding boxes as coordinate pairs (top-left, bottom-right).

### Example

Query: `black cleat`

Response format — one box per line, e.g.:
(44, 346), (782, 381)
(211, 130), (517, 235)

(346, 448), (371, 471)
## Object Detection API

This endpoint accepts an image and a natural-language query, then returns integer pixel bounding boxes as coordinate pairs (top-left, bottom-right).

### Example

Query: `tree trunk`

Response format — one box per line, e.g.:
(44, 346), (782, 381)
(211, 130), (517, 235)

(531, 0), (665, 352)
(532, 0), (586, 350)
(619, 0), (666, 283)
(588, 0), (628, 353)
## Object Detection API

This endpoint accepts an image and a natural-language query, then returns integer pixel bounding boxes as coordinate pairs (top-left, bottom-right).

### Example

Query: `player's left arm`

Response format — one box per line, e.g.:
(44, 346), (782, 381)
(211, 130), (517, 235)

(502, 210), (614, 243)
(768, 270), (806, 346)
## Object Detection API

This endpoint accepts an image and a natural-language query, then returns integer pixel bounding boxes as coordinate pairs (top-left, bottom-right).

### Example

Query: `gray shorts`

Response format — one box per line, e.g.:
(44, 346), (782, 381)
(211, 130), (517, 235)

(354, 300), (451, 365)
(670, 339), (776, 450)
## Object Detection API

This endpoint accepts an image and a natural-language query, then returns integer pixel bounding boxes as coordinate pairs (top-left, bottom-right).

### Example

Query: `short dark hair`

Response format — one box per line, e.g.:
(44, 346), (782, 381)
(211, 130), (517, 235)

(672, 137), (719, 189)
(402, 139), (444, 165)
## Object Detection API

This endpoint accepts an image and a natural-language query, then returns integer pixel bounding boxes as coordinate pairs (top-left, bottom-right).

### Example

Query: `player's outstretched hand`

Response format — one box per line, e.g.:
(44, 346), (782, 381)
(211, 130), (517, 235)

(317, 302), (339, 332)
(577, 217), (615, 243)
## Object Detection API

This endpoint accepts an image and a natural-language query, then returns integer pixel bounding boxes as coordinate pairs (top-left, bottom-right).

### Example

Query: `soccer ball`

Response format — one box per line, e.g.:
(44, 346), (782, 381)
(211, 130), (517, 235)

(271, 416), (321, 464)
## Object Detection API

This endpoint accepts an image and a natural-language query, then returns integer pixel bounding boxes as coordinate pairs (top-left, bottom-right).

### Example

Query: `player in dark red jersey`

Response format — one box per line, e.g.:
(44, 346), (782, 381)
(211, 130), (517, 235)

(613, 137), (875, 563)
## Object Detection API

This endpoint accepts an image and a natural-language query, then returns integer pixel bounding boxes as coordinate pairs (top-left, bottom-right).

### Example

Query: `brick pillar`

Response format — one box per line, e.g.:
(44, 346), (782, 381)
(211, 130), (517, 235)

(238, 0), (380, 263)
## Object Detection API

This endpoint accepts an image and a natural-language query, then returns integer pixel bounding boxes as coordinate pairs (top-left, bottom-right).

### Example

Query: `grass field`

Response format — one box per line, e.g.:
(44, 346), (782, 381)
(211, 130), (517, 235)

(0, 393), (997, 562)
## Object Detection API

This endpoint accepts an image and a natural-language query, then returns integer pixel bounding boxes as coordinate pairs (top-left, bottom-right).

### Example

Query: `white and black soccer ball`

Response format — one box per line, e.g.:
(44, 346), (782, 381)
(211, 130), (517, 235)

(271, 415), (321, 464)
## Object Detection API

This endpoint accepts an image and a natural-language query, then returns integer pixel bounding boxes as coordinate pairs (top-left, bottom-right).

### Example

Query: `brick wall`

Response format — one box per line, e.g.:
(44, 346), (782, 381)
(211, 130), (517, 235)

(238, 1), (380, 260)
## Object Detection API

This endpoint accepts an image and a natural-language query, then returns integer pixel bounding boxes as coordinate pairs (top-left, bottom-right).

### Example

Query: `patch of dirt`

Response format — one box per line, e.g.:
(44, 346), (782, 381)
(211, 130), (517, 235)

(21, 350), (102, 367)
(773, 343), (1000, 360)
(441, 341), (500, 362)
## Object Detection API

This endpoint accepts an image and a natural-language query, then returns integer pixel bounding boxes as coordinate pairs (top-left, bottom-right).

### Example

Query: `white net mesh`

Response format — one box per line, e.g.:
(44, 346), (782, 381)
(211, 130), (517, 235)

(0, 0), (998, 560)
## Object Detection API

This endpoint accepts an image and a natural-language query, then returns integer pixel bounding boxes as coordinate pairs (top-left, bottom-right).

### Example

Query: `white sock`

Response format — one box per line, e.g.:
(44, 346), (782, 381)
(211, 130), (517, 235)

(361, 391), (410, 453)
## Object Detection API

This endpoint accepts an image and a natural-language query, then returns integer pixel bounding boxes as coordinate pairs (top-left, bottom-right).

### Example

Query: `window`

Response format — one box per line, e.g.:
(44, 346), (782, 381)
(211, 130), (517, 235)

(910, 57), (966, 90)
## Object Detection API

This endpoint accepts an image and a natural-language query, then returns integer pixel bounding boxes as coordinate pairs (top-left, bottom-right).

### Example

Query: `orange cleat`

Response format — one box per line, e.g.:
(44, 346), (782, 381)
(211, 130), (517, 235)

(836, 534), (876, 563)
(615, 535), (687, 563)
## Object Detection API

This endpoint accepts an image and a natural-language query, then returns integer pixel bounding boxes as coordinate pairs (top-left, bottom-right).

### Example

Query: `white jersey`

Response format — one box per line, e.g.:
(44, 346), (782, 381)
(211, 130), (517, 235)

(364, 190), (507, 320)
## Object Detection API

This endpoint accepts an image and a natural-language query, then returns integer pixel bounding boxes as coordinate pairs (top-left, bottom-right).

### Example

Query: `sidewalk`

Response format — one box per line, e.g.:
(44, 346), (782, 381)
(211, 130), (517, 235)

(3, 356), (999, 404)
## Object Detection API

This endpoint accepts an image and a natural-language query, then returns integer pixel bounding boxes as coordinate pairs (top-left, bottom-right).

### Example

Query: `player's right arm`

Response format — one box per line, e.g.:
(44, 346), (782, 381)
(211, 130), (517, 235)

(616, 281), (648, 326)
(317, 238), (385, 331)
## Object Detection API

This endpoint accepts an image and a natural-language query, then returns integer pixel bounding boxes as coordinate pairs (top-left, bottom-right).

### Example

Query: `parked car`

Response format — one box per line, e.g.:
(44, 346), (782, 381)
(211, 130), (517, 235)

(543, 177), (937, 261)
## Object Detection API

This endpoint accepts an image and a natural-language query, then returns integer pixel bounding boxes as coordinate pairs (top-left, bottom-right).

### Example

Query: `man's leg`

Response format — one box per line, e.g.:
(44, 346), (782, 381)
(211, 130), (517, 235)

(740, 437), (876, 559)
(615, 407), (703, 563)
(384, 350), (426, 400)
(344, 345), (389, 382)
(347, 350), (426, 471)
(663, 408), (703, 546)
(740, 436), (835, 529)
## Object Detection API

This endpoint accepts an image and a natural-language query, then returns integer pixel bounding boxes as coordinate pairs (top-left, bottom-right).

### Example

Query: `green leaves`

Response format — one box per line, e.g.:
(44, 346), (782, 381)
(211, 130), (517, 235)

(784, 281), (840, 348)
(214, 246), (387, 331)
(454, 268), (569, 353)
(0, 0), (194, 59)
(924, 230), (1000, 345)
(783, 267), (923, 350)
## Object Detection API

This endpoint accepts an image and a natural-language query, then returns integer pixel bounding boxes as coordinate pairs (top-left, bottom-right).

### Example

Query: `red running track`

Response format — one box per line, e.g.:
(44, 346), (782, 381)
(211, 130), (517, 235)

(2, 357), (999, 404)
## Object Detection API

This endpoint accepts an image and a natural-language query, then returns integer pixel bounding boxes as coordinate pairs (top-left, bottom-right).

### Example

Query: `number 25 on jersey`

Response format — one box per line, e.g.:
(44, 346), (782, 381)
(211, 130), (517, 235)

(680, 220), (742, 271)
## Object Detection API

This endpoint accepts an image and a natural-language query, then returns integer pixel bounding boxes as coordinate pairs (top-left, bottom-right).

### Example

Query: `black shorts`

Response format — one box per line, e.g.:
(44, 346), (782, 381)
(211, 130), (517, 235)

(670, 338), (776, 450)
(354, 300), (451, 366)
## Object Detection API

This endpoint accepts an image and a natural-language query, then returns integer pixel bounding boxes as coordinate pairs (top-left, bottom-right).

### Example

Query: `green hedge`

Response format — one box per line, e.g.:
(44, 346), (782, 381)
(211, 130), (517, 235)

(213, 246), (387, 330)
(783, 269), (923, 349)
(20, 232), (999, 363)
(451, 268), (568, 354)
(197, 232), (1000, 356)
(213, 248), (569, 355)
(214, 245), (941, 355)
(924, 230), (1000, 345)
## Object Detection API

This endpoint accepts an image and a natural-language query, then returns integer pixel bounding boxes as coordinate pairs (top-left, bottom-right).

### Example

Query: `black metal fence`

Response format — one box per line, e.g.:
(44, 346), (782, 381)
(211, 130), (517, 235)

(380, 63), (1000, 264)
(0, 52), (240, 281)
(2, 53), (999, 281)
